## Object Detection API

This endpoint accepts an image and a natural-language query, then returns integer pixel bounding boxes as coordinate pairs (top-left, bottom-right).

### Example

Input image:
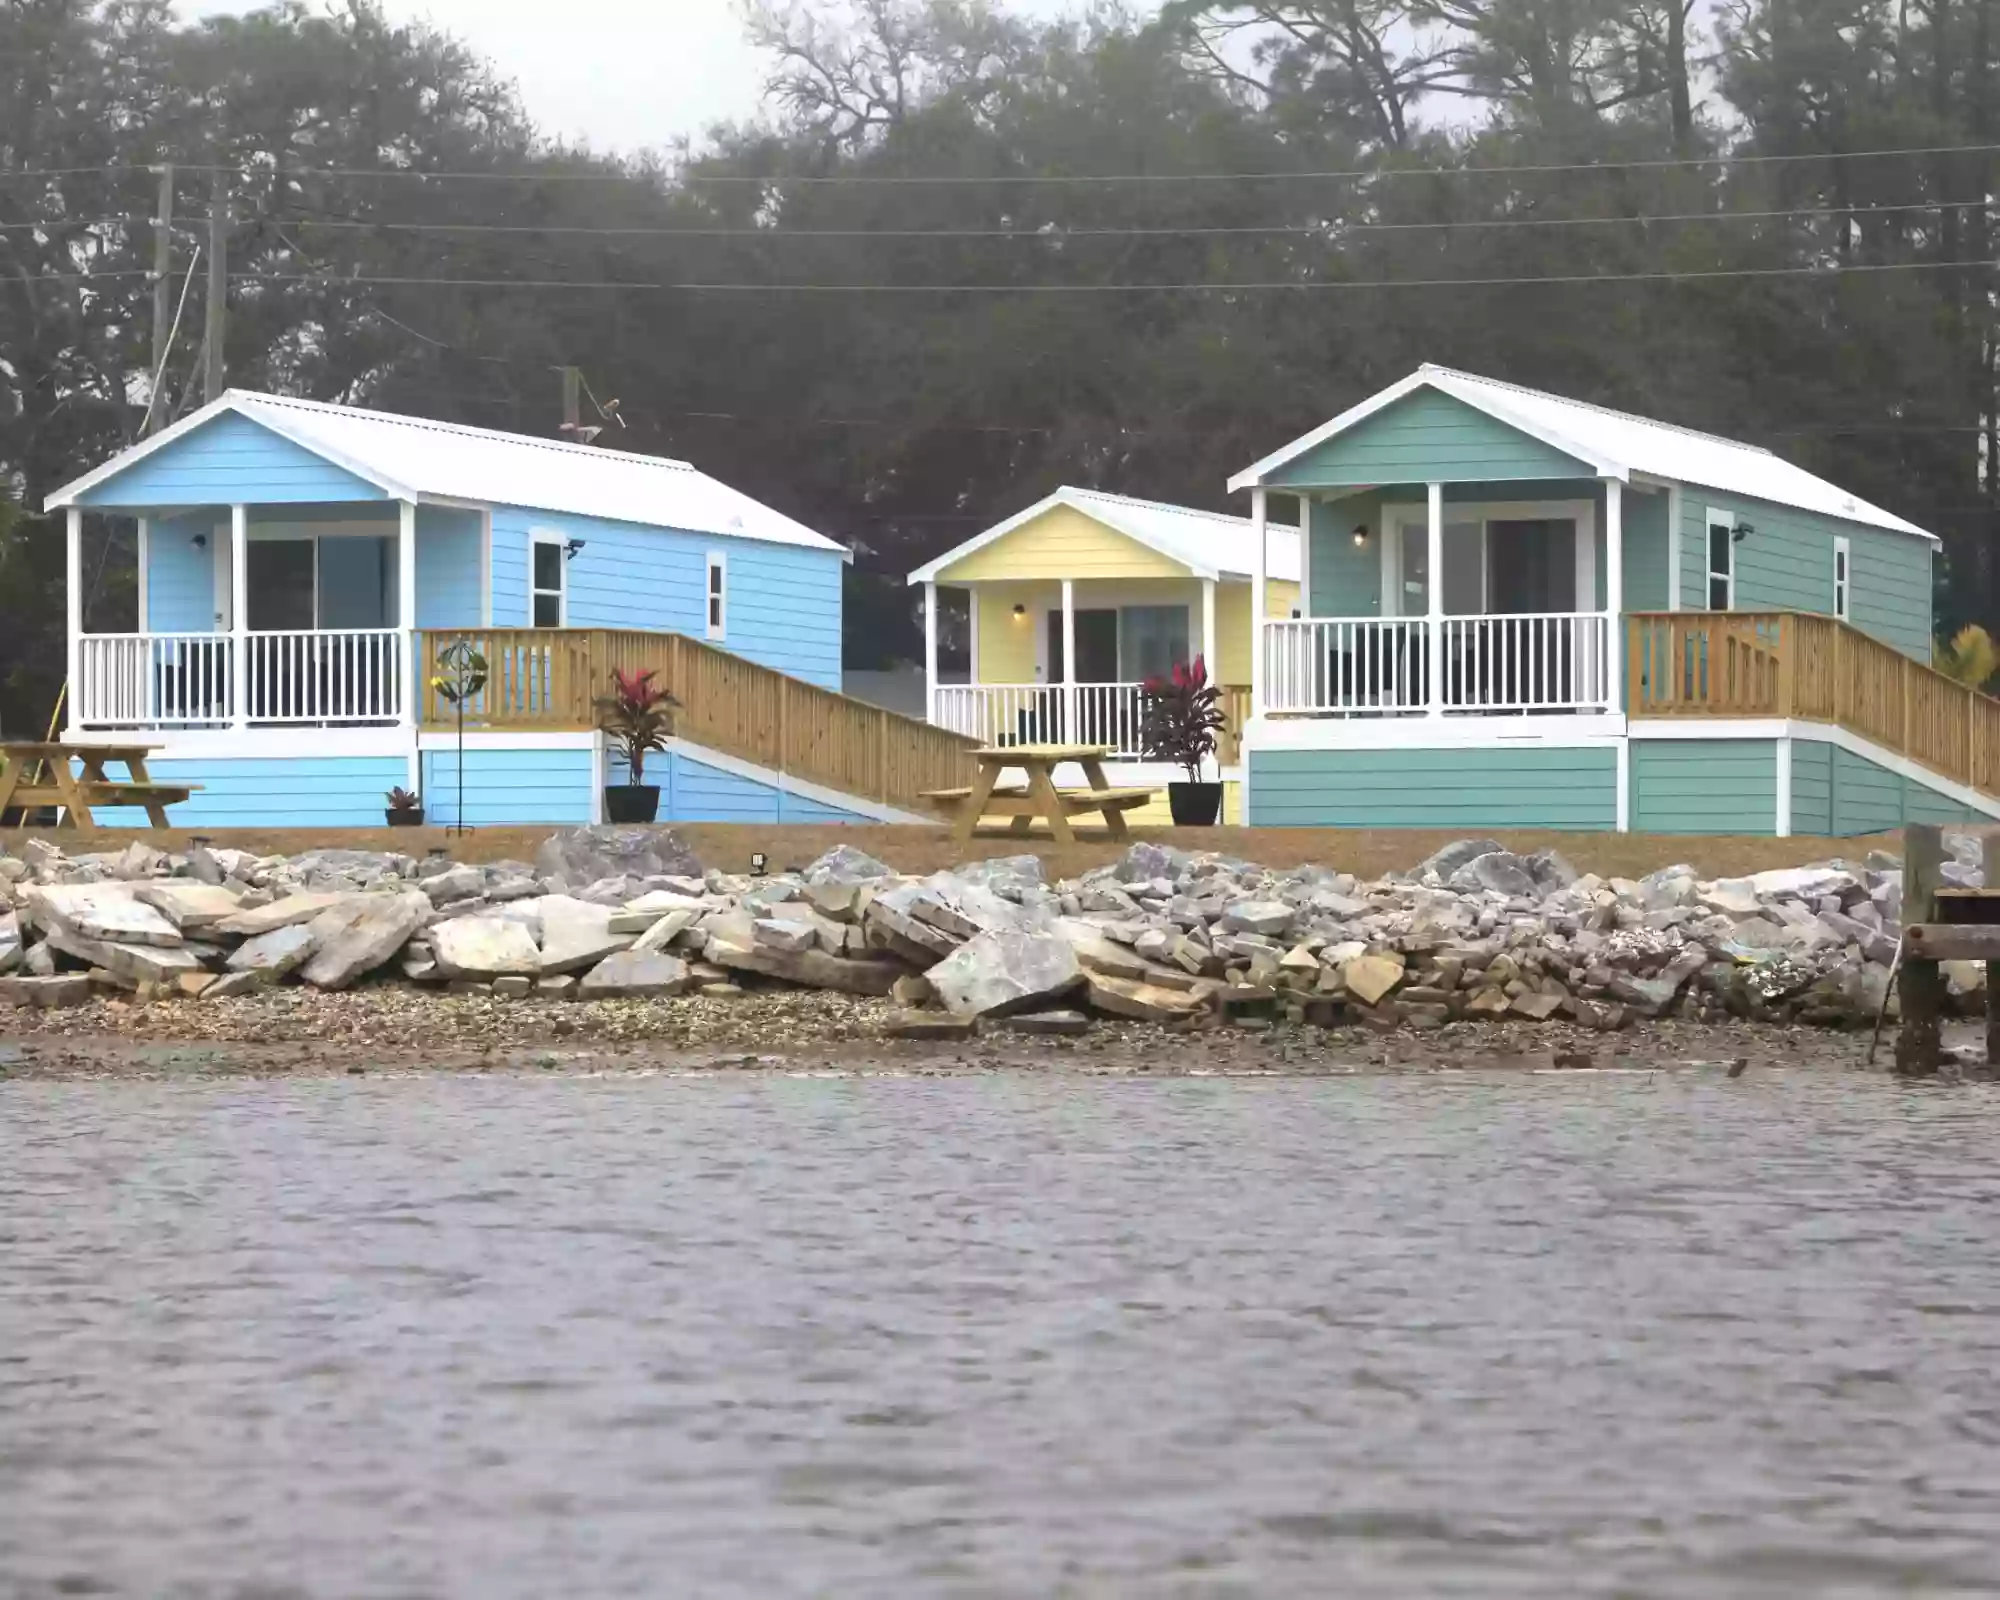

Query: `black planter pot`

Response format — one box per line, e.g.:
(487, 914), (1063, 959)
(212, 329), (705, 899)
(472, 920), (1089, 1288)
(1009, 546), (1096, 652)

(1167, 780), (1223, 827)
(385, 808), (425, 827)
(604, 785), (661, 823)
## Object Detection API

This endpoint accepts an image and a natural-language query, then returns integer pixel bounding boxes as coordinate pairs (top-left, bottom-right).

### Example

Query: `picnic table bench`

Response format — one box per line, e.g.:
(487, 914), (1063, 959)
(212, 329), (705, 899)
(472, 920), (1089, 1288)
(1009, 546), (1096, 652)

(0, 742), (197, 829)
(922, 743), (1156, 845)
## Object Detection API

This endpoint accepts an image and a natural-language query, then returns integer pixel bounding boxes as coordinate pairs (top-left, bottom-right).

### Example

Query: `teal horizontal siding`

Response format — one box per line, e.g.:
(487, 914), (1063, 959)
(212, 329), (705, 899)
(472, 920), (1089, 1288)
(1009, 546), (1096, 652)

(1631, 740), (1776, 834)
(1622, 487), (1671, 612)
(1685, 489), (1932, 660)
(1829, 744), (1903, 834)
(490, 506), (844, 691)
(1248, 745), (1616, 829)
(79, 412), (387, 507)
(1309, 493), (1384, 616)
(1790, 740), (1832, 836)
(423, 747), (592, 827)
(84, 757), (409, 828)
(1268, 389), (1590, 489)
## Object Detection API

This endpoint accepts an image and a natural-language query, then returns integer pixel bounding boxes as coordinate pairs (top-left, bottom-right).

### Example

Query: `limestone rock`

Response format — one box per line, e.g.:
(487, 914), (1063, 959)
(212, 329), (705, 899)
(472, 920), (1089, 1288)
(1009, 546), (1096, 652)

(0, 974), (92, 1008)
(431, 916), (542, 979)
(299, 891), (431, 990)
(608, 890), (710, 934)
(632, 908), (699, 954)
(419, 864), (487, 905)
(997, 1009), (1093, 1036)
(706, 938), (903, 995)
(753, 917), (818, 954)
(133, 881), (244, 932)
(1699, 878), (1762, 917)
(1448, 852), (1539, 898)
(1085, 973), (1207, 1022)
(213, 892), (363, 940)
(536, 895), (637, 975)
(927, 926), (1085, 1019)
(1509, 990), (1564, 1020)
(535, 825), (701, 889)
(226, 923), (318, 977)
(803, 844), (895, 884)
(1341, 953), (1406, 1006)
(491, 975), (534, 997)
(1221, 900), (1294, 937)
(578, 949), (693, 998)
(29, 883), (184, 948)
(203, 969), (271, 1000)
(0, 909), (18, 975)
(1417, 838), (1505, 881)
(883, 1011), (974, 1040)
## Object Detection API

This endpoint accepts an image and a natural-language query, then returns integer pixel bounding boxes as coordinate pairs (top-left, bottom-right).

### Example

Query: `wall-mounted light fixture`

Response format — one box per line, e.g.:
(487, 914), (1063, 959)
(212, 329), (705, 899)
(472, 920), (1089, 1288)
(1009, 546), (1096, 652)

(564, 538), (587, 559)
(1011, 603), (1026, 618)
(1351, 524), (1369, 549)
(191, 532), (207, 549)
(1732, 521), (1754, 543)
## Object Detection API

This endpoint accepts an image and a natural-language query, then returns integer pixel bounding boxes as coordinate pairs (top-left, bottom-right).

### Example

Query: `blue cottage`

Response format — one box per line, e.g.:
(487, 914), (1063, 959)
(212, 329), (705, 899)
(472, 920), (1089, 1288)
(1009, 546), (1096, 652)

(45, 391), (945, 828)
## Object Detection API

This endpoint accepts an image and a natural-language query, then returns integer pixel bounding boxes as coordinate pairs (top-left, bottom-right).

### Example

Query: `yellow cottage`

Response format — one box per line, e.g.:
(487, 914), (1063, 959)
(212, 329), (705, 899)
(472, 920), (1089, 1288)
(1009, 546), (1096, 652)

(908, 487), (1300, 823)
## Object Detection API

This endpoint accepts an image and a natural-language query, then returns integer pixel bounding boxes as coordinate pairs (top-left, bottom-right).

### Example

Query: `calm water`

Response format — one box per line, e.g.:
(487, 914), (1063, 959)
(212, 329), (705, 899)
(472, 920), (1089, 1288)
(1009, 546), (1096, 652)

(4, 1071), (2000, 1598)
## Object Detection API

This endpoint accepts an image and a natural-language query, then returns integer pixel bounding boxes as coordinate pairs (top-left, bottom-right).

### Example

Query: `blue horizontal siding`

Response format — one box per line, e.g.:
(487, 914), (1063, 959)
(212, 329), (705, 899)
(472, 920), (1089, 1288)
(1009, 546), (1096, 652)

(1248, 745), (1616, 829)
(84, 757), (409, 828)
(148, 513), (217, 632)
(79, 412), (387, 507)
(778, 791), (870, 823)
(416, 506), (484, 628)
(489, 506), (844, 692)
(422, 747), (592, 827)
(668, 752), (782, 823)
(1631, 740), (1776, 834)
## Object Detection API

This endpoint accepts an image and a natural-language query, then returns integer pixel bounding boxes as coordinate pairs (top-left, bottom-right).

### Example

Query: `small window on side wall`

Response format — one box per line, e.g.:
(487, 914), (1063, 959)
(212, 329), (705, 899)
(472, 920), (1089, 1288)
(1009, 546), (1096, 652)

(706, 552), (726, 641)
(531, 535), (565, 627)
(1706, 511), (1735, 611)
(1833, 535), (1851, 622)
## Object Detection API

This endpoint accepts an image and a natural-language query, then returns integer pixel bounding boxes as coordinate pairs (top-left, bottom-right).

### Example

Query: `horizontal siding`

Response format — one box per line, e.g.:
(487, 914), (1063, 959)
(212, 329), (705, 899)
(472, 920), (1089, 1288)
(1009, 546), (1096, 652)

(1790, 739), (1833, 836)
(422, 747), (592, 827)
(1905, 782), (1980, 826)
(1631, 740), (1776, 834)
(1686, 489), (1932, 660)
(415, 506), (484, 629)
(1248, 745), (1616, 829)
(940, 506), (1189, 582)
(1309, 493), (1384, 616)
(1830, 744), (1904, 835)
(85, 757), (409, 828)
(669, 752), (782, 823)
(148, 512), (218, 632)
(777, 791), (870, 823)
(78, 412), (387, 507)
(491, 506), (844, 692)
(1622, 486), (1670, 613)
(1268, 389), (1591, 489)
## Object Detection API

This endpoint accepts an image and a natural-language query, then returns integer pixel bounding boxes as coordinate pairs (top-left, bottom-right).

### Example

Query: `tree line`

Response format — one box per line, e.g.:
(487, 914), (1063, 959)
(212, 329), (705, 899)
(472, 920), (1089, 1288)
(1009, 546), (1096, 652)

(3, 0), (1996, 733)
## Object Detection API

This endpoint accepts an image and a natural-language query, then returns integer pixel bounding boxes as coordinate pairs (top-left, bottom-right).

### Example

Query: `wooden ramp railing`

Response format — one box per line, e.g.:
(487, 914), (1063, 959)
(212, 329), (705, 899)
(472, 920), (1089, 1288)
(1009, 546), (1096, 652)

(416, 628), (977, 813)
(1627, 611), (2000, 796)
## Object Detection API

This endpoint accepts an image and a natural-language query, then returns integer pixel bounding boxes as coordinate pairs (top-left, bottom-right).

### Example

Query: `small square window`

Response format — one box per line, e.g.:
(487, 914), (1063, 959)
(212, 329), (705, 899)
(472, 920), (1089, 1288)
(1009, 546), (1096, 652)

(533, 591), (562, 627)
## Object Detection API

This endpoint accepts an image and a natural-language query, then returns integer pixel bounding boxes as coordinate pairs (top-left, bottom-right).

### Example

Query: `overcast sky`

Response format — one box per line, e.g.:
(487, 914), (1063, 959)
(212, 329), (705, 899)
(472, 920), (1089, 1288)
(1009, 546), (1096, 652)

(184, 0), (1096, 156)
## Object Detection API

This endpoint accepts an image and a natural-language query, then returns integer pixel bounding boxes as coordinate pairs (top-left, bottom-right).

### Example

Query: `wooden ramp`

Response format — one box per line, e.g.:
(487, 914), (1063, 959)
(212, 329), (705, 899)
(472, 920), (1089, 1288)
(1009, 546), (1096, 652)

(415, 627), (977, 818)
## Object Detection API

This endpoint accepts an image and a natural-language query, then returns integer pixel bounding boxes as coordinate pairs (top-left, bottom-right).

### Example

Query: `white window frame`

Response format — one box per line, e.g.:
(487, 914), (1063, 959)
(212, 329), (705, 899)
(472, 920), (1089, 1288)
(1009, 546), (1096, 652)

(1705, 509), (1737, 611)
(1832, 534), (1851, 622)
(1380, 498), (1595, 615)
(530, 531), (568, 627)
(705, 551), (727, 641)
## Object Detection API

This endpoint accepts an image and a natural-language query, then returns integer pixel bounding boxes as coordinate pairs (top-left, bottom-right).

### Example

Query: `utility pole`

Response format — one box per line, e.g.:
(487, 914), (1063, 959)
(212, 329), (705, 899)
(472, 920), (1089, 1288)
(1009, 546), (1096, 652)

(147, 164), (173, 432)
(561, 365), (581, 438)
(204, 168), (228, 404)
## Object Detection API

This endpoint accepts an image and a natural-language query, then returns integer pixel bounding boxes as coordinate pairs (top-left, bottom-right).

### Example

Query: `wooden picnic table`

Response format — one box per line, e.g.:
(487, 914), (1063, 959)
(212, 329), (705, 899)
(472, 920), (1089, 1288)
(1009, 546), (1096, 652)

(0, 741), (196, 829)
(922, 743), (1156, 846)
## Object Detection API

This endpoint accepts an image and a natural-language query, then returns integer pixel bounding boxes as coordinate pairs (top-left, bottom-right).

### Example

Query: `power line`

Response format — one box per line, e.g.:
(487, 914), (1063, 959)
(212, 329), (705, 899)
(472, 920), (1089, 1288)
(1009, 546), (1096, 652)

(10, 140), (2000, 187)
(223, 258), (2000, 294)
(248, 198), (1967, 241)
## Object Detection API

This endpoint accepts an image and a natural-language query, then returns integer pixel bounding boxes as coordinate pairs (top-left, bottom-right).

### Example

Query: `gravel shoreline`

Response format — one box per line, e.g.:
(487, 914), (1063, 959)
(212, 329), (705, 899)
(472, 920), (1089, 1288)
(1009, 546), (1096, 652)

(0, 985), (1891, 1081)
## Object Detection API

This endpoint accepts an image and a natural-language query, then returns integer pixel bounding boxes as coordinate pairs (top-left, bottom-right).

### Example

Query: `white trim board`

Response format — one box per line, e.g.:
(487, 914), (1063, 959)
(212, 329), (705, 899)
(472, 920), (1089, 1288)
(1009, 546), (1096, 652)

(96, 726), (416, 761)
(663, 736), (936, 825)
(416, 730), (595, 751)
(1379, 497), (1596, 616)
(1243, 714), (1629, 752)
(1628, 717), (2000, 822)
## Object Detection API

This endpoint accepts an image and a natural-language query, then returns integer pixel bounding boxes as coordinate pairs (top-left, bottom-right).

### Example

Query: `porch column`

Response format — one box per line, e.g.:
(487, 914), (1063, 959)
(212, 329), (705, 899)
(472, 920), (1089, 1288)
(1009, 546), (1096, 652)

(965, 586), (978, 693)
(135, 517), (149, 632)
(1060, 577), (1077, 742)
(229, 502), (248, 730)
(922, 580), (938, 724)
(1201, 577), (1217, 677)
(1294, 496), (1312, 619)
(398, 499), (418, 732)
(1605, 478), (1625, 715)
(64, 507), (82, 732)
(1425, 481), (1444, 717)
(1249, 487), (1267, 717)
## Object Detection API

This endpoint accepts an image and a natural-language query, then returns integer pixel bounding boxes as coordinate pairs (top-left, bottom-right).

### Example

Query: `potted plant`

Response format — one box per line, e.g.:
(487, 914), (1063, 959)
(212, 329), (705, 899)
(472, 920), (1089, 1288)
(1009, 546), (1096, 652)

(1139, 656), (1227, 827)
(384, 786), (425, 827)
(596, 667), (680, 823)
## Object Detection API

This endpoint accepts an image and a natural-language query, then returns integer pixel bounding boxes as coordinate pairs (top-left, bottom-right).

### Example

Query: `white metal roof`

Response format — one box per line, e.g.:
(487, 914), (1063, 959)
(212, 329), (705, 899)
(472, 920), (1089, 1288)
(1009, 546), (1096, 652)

(1229, 364), (1938, 544)
(45, 390), (849, 556)
(907, 486), (1302, 584)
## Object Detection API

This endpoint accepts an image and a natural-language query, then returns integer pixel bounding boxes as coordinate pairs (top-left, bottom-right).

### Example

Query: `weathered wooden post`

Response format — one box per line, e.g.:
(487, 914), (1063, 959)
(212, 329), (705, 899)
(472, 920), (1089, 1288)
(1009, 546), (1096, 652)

(1896, 822), (1946, 1076)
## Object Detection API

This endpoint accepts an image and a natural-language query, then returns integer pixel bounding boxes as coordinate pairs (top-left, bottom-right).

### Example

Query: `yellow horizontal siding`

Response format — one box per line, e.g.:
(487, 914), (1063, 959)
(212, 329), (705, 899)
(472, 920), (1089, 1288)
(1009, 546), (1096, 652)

(1215, 580), (1296, 686)
(940, 505), (1191, 582)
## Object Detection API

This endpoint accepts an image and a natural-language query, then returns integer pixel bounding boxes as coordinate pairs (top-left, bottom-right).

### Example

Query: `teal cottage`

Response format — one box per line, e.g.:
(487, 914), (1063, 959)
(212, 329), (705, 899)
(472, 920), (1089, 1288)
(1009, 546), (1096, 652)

(1229, 365), (1998, 834)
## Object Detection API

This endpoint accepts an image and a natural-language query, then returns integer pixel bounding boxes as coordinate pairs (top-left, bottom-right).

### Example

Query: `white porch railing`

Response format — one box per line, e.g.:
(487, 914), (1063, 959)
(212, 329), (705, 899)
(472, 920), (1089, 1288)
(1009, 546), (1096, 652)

(74, 629), (406, 729)
(1262, 612), (1613, 716)
(932, 682), (1154, 756)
